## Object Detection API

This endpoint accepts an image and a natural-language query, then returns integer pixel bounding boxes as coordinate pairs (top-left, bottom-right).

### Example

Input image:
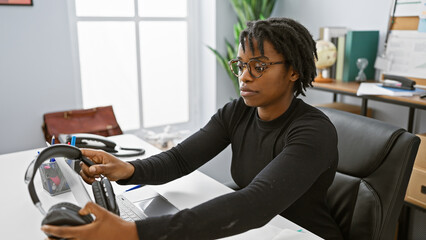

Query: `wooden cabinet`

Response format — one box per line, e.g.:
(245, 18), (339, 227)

(405, 134), (426, 209)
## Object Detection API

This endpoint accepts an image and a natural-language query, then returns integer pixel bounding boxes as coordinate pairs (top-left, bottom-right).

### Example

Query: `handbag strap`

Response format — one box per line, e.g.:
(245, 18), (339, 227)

(64, 108), (97, 119)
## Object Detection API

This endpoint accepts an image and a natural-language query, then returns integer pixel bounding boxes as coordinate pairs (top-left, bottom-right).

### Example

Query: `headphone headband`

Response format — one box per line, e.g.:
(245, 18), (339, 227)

(26, 145), (84, 214)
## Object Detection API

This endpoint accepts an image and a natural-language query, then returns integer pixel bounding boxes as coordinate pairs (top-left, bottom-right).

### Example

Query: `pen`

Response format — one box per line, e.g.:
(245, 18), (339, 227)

(125, 184), (144, 192)
(47, 136), (56, 162)
(71, 136), (76, 146)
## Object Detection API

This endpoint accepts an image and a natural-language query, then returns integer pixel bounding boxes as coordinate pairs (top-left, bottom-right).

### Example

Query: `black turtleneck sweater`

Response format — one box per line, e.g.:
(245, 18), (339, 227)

(118, 97), (343, 240)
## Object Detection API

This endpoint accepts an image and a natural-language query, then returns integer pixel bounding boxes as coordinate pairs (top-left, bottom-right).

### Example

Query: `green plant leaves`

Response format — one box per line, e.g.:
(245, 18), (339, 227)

(207, 0), (277, 95)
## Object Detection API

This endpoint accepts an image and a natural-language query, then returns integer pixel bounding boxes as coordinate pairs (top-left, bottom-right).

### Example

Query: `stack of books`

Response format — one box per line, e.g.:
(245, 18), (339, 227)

(319, 27), (380, 82)
(319, 27), (347, 80)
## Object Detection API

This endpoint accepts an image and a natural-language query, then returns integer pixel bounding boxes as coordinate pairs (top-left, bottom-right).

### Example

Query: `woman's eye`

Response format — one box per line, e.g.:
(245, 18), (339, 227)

(254, 66), (265, 73)
(237, 62), (244, 71)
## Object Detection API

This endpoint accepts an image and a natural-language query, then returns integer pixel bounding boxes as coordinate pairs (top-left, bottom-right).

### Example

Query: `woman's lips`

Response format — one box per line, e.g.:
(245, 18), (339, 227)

(240, 87), (258, 97)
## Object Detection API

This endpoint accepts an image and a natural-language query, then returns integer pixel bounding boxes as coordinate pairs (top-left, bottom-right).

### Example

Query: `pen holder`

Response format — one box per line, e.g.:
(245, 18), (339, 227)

(38, 160), (74, 196)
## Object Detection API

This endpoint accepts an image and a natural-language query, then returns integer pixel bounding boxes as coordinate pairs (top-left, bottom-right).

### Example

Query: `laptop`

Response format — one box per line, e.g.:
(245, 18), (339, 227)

(56, 158), (179, 221)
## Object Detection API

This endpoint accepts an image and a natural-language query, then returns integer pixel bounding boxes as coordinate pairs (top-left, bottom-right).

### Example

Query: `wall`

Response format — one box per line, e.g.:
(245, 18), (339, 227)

(0, 0), (80, 154)
(196, 0), (236, 186)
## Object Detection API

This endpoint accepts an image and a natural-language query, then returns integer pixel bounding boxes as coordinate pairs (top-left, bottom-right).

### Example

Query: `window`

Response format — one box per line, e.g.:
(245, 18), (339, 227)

(70, 0), (194, 131)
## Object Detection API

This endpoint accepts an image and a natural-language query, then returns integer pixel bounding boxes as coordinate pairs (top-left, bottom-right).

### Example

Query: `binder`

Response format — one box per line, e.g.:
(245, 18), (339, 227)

(342, 31), (379, 82)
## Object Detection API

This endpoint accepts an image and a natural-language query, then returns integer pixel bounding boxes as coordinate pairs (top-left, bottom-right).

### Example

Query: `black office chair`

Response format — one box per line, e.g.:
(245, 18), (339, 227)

(319, 107), (420, 240)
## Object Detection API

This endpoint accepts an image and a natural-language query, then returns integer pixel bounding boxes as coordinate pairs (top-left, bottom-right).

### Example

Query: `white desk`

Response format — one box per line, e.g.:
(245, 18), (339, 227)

(0, 134), (321, 239)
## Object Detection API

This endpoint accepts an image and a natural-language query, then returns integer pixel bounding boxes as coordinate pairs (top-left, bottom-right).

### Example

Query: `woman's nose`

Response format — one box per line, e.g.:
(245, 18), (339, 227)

(239, 67), (254, 83)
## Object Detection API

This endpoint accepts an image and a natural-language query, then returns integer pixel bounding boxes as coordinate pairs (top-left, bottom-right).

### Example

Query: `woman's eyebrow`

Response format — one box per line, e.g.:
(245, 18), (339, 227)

(250, 56), (269, 61)
(236, 56), (269, 61)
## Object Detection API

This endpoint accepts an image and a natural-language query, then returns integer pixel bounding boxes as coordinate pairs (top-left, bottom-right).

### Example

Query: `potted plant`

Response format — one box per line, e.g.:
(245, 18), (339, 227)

(208, 0), (277, 95)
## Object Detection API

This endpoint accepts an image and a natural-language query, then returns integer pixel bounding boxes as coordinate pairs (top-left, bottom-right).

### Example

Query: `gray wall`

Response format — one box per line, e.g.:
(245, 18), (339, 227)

(0, 0), (80, 154)
(197, 0), (237, 186)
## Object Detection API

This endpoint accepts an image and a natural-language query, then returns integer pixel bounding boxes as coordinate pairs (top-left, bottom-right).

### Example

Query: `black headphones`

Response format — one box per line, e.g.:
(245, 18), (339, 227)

(26, 145), (120, 239)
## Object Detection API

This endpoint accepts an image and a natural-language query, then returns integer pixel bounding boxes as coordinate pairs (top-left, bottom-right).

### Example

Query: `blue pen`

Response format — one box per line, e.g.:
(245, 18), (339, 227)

(125, 185), (144, 192)
(71, 136), (76, 146)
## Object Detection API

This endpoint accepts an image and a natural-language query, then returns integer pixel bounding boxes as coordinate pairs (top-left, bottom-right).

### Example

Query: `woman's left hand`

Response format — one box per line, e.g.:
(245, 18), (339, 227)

(41, 201), (138, 240)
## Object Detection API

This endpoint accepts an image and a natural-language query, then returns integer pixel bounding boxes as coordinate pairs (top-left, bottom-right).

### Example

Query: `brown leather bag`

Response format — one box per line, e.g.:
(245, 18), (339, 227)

(42, 105), (123, 143)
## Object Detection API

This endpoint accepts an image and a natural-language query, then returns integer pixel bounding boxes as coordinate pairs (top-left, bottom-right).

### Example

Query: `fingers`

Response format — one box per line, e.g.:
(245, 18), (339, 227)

(80, 148), (132, 182)
(41, 224), (83, 239)
(41, 203), (104, 239)
(41, 203), (103, 240)
(42, 203), (129, 240)
(80, 161), (103, 175)
(79, 168), (96, 184)
(79, 201), (105, 217)
(80, 149), (107, 180)
(81, 149), (104, 163)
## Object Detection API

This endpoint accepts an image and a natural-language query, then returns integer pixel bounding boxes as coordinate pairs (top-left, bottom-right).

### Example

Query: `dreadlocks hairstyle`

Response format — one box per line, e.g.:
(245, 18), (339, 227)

(239, 17), (317, 96)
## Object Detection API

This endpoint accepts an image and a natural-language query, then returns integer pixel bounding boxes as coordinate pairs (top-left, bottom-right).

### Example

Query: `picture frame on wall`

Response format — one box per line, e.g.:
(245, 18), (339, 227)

(0, 0), (32, 6)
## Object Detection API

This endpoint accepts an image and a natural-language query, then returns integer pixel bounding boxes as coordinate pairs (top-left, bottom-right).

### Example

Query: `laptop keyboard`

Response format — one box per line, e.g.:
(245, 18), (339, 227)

(116, 194), (147, 221)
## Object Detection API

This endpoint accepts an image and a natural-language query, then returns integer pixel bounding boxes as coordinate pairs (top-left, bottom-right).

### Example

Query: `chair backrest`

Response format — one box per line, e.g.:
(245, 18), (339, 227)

(319, 107), (420, 240)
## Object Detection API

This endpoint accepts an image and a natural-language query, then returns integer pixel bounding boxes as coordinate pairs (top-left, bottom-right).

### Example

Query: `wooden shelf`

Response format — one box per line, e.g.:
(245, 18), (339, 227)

(312, 81), (426, 110)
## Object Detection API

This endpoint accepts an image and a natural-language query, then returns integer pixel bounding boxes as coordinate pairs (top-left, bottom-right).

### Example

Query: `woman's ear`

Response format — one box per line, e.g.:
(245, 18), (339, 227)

(289, 68), (299, 82)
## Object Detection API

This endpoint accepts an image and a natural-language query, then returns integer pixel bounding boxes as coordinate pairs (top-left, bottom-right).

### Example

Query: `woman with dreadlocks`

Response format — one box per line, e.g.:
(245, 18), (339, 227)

(42, 18), (343, 240)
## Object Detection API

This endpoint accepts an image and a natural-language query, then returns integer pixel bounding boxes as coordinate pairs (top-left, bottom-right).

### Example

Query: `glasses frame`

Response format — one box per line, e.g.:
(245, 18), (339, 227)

(228, 59), (285, 78)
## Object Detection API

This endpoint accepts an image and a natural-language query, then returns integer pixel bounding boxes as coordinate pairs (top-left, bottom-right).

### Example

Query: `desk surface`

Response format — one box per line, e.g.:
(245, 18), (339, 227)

(312, 81), (426, 109)
(0, 134), (321, 240)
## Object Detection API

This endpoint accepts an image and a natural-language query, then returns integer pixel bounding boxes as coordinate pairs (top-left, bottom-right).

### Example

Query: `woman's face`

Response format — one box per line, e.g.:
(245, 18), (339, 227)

(237, 38), (298, 113)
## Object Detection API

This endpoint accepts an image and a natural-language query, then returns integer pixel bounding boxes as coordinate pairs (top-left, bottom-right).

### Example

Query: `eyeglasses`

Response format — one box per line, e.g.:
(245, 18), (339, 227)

(228, 59), (285, 78)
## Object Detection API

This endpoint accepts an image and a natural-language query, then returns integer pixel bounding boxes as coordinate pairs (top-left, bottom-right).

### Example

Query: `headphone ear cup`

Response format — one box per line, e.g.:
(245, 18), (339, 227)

(100, 178), (120, 216)
(92, 180), (109, 210)
(42, 202), (94, 225)
(42, 202), (93, 239)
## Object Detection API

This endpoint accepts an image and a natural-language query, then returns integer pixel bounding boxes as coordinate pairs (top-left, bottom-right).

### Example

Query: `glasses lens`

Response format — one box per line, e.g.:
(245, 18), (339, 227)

(248, 60), (265, 78)
(229, 59), (267, 78)
(229, 60), (241, 77)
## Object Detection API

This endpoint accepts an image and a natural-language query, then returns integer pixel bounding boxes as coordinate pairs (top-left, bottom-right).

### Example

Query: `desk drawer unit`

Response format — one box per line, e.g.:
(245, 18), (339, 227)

(405, 134), (426, 209)
(405, 168), (426, 209)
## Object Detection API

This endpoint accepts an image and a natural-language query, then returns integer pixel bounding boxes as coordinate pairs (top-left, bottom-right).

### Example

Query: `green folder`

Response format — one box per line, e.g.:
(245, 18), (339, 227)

(342, 31), (379, 82)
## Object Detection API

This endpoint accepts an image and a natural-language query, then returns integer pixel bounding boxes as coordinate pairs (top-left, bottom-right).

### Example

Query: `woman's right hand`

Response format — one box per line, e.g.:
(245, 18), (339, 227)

(79, 149), (135, 184)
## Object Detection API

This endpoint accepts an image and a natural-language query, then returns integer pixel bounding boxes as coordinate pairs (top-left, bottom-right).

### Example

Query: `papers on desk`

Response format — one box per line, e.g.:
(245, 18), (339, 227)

(357, 83), (426, 96)
(220, 225), (322, 240)
(272, 229), (322, 240)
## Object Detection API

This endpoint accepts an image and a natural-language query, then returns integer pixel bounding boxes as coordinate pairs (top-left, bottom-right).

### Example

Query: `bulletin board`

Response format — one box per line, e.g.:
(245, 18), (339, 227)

(385, 0), (426, 86)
